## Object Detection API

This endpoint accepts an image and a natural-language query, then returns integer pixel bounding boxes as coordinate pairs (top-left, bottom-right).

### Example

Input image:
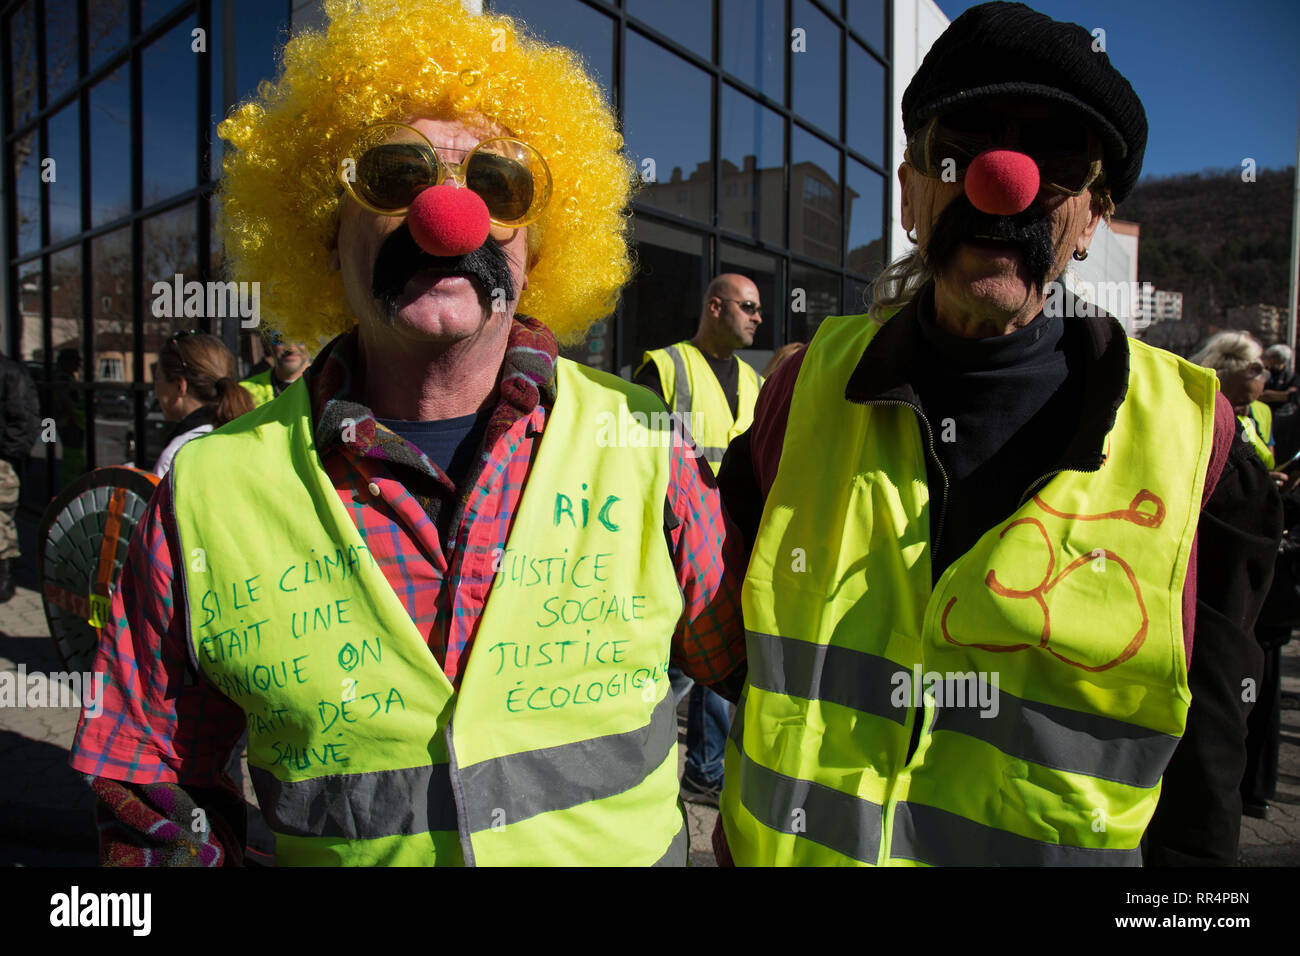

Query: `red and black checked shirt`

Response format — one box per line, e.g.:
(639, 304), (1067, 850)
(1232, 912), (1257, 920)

(70, 316), (746, 791)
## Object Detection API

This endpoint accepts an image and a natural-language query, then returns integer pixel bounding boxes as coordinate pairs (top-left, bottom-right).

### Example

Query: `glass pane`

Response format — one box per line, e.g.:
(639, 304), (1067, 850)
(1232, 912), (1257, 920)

(94, 386), (135, 466)
(791, 127), (841, 266)
(791, 0), (840, 140)
(91, 65), (131, 225)
(789, 262), (840, 343)
(719, 242), (779, 354)
(47, 102), (82, 244)
(50, 246), (88, 488)
(620, 219), (709, 377)
(44, 0), (78, 103)
(846, 40), (885, 164)
(628, 0), (712, 62)
(141, 0), (178, 30)
(15, 133), (42, 256)
(845, 274), (871, 315)
(625, 33), (712, 223)
(720, 85), (785, 246)
(493, 0), (616, 105)
(9, 2), (37, 125)
(210, 0), (289, 179)
(143, 204), (199, 313)
(92, 226), (134, 385)
(142, 205), (199, 466)
(721, 0), (783, 101)
(142, 18), (199, 204)
(846, 157), (884, 277)
(14, 263), (56, 507)
(845, 0), (885, 53)
(88, 0), (130, 72)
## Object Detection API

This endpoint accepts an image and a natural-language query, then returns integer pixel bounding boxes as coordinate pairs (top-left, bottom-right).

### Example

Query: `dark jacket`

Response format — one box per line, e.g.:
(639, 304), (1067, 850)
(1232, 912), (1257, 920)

(1, 353), (40, 466)
(718, 290), (1282, 866)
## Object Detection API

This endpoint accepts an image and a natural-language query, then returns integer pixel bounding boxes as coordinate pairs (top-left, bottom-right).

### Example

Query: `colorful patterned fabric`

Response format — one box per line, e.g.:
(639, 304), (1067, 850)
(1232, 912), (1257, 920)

(69, 315), (746, 862)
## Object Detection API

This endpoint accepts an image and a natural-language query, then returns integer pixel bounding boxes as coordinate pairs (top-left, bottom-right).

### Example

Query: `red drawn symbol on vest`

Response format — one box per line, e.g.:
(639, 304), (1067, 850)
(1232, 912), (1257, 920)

(940, 490), (1165, 672)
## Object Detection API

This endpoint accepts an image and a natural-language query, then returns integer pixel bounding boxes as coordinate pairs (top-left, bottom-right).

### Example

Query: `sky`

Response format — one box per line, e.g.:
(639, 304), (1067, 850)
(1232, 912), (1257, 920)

(936, 0), (1300, 181)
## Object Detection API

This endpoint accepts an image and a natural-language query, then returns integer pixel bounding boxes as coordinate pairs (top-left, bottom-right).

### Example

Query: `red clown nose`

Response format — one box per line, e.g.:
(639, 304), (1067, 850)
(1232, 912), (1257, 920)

(964, 149), (1040, 216)
(406, 184), (491, 257)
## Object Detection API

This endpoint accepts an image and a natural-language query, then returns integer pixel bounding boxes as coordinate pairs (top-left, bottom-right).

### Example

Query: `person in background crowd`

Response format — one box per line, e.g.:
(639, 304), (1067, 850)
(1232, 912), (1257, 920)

(1193, 332), (1294, 822)
(239, 329), (311, 407)
(69, 0), (744, 867)
(52, 348), (85, 487)
(151, 332), (255, 478)
(1260, 344), (1297, 409)
(716, 1), (1280, 867)
(634, 274), (764, 807)
(0, 349), (40, 603)
(1192, 332), (1275, 470)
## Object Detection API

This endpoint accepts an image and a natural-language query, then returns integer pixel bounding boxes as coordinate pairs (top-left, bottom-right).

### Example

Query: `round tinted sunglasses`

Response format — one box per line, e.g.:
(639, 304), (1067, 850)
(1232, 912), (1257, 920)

(907, 113), (1104, 197)
(339, 122), (553, 227)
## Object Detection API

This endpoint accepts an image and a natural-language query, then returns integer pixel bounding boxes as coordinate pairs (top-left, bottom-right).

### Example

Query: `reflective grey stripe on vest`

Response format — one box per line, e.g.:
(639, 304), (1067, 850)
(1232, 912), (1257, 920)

(250, 763), (459, 840)
(458, 690), (677, 833)
(752, 630), (1175, 784)
(747, 630), (905, 725)
(729, 698), (883, 863)
(931, 680), (1180, 788)
(890, 801), (1142, 867)
(665, 345), (693, 418)
(652, 818), (690, 867)
(665, 345), (726, 463)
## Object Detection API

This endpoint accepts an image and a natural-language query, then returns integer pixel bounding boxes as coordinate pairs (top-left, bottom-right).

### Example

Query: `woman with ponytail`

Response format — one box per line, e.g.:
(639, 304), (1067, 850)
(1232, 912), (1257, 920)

(151, 331), (255, 477)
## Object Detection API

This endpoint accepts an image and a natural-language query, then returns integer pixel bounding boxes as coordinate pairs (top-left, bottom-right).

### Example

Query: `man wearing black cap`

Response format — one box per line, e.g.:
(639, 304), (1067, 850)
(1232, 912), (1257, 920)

(716, 1), (1280, 866)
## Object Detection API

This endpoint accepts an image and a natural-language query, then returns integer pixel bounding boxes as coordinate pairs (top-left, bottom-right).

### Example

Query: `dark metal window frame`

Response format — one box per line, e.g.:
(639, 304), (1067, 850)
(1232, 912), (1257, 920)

(488, 0), (892, 369)
(1, 0), (289, 500)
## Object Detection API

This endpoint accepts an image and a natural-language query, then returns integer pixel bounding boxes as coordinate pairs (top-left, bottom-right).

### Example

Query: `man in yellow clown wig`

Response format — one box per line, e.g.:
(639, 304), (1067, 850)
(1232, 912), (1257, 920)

(68, 0), (748, 867)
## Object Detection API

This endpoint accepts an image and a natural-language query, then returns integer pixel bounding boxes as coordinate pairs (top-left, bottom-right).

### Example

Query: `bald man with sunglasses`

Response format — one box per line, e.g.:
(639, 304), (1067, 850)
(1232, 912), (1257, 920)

(634, 274), (765, 807)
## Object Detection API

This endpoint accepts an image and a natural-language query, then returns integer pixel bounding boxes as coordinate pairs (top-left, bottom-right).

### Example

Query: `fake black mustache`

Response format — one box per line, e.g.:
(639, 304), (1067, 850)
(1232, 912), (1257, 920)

(371, 224), (517, 320)
(923, 196), (1057, 293)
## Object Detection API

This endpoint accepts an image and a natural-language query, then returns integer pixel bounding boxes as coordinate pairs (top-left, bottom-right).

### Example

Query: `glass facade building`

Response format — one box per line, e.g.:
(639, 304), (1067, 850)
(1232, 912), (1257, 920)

(489, 0), (891, 376)
(2, 0), (292, 505)
(3, 0), (890, 504)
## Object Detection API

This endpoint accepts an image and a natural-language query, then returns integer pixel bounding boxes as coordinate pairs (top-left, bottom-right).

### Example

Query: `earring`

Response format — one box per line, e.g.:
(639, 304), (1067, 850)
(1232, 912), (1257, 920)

(1072, 248), (1088, 261)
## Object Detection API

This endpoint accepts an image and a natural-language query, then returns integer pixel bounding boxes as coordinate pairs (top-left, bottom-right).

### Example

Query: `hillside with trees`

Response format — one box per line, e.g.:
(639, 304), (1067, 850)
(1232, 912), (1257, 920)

(1116, 167), (1295, 351)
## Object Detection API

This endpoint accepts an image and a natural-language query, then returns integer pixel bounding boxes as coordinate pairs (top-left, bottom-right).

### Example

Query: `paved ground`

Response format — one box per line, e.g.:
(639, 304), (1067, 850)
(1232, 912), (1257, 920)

(0, 506), (1293, 866)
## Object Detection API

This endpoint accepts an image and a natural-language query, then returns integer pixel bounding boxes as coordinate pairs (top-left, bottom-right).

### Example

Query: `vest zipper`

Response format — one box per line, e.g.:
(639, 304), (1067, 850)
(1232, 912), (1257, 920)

(858, 398), (950, 767)
(858, 399), (952, 560)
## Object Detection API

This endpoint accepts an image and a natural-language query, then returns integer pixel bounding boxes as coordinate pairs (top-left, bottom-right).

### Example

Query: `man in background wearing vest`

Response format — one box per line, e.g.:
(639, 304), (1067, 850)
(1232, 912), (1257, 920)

(239, 330), (311, 407)
(716, 1), (1280, 866)
(69, 0), (746, 867)
(634, 275), (763, 806)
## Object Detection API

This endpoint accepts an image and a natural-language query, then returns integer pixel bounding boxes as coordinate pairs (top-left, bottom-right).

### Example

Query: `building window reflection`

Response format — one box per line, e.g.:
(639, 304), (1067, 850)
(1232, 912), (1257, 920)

(4, 0), (292, 500)
(485, 0), (890, 372)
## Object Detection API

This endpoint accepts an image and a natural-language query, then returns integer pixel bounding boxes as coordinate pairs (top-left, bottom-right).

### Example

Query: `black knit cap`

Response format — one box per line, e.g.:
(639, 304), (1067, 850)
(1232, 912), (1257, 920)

(902, 1), (1147, 203)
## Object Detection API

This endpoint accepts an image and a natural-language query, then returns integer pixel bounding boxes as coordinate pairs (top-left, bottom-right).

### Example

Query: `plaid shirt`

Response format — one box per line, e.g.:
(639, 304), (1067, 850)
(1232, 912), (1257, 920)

(70, 315), (745, 795)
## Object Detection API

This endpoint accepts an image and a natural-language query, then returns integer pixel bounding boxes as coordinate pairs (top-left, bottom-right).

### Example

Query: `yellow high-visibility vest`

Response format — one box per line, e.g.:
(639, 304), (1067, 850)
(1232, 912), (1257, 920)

(238, 369), (275, 408)
(639, 342), (761, 473)
(1241, 400), (1274, 469)
(170, 362), (688, 865)
(722, 312), (1217, 865)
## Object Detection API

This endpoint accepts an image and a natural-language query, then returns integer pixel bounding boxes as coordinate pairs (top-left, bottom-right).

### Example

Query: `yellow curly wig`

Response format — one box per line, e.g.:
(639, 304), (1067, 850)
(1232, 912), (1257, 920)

(216, 0), (633, 346)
